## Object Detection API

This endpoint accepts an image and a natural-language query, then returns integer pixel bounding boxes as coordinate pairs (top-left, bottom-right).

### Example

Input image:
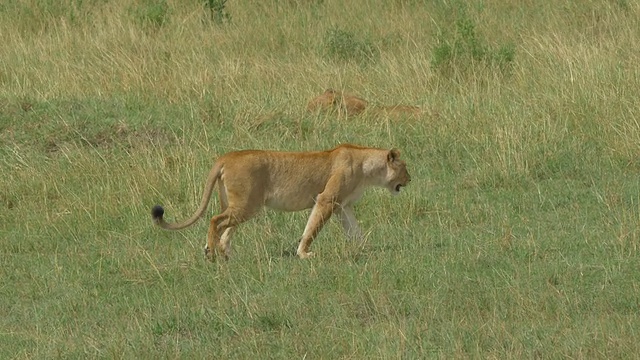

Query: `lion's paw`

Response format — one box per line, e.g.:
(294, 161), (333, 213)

(297, 251), (315, 259)
(204, 246), (214, 261)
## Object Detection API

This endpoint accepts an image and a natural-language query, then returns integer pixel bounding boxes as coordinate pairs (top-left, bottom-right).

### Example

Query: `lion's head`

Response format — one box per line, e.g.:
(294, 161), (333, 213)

(385, 149), (411, 195)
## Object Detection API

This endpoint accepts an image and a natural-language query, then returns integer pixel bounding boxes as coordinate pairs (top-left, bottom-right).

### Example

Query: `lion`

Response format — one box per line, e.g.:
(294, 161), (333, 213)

(306, 89), (425, 118)
(151, 144), (411, 260)
(306, 89), (368, 116)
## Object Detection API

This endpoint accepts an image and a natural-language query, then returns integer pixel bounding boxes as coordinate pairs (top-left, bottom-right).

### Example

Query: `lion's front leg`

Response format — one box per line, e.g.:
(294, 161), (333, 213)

(297, 198), (334, 259)
(337, 205), (362, 241)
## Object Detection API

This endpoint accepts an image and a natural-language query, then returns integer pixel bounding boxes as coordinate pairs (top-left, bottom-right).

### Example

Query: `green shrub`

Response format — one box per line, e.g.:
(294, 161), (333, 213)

(324, 28), (379, 64)
(204, 0), (231, 24)
(432, 15), (515, 72)
(135, 0), (169, 28)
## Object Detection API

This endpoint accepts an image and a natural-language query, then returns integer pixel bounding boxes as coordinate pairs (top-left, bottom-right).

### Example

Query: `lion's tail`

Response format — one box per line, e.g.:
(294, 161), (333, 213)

(151, 162), (223, 231)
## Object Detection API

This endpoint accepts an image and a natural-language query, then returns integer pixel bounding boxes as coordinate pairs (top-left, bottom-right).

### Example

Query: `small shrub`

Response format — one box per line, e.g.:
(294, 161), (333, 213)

(431, 42), (453, 69)
(615, 0), (630, 12)
(135, 0), (169, 28)
(431, 15), (515, 73)
(204, 0), (231, 24)
(324, 28), (379, 64)
(494, 43), (516, 68)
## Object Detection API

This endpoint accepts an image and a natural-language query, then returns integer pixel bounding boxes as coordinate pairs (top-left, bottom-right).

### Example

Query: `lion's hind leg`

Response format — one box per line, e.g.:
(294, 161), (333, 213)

(205, 211), (236, 261)
(204, 183), (230, 260)
(218, 226), (236, 259)
(205, 206), (258, 261)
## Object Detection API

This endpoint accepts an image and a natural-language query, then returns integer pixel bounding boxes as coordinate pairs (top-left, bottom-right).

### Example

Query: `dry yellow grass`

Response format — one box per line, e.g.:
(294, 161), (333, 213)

(2, 0), (640, 358)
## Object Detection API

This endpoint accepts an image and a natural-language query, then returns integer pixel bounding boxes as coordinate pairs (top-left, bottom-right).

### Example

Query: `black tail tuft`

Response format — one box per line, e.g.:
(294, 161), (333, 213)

(151, 205), (165, 222)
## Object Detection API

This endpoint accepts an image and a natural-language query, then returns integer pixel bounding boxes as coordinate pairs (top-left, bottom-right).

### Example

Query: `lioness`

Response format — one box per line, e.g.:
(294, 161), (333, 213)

(151, 144), (410, 260)
(306, 89), (423, 117)
(306, 89), (368, 116)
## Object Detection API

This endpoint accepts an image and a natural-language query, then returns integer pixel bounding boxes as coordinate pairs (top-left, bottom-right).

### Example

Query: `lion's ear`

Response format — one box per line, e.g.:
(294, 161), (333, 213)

(388, 149), (401, 162)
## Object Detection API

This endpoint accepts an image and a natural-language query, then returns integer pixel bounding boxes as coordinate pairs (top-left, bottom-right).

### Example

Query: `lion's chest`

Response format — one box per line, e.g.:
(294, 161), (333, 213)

(341, 185), (366, 205)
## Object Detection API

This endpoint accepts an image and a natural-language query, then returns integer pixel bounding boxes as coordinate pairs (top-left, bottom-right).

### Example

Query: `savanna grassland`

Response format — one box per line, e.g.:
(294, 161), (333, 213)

(1, 0), (640, 358)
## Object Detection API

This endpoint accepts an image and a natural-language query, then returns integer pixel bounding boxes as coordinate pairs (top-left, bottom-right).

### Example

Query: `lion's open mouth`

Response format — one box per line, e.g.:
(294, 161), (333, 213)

(395, 184), (403, 192)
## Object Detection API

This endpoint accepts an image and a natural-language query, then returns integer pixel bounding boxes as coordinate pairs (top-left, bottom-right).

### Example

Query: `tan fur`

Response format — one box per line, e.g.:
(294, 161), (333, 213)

(152, 144), (411, 260)
(306, 89), (368, 116)
(307, 89), (425, 118)
(306, 88), (337, 113)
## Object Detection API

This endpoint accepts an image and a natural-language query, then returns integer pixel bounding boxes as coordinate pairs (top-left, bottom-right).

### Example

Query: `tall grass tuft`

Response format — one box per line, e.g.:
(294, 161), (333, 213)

(432, 14), (515, 74)
(134, 0), (169, 28)
(324, 28), (379, 64)
(203, 0), (231, 24)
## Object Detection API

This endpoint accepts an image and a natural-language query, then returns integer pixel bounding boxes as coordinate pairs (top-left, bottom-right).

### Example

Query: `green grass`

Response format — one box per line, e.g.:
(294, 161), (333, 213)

(1, 0), (640, 358)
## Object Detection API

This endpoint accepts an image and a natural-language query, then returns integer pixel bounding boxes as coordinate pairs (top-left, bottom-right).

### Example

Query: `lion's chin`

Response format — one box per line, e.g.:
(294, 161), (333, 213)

(389, 184), (404, 196)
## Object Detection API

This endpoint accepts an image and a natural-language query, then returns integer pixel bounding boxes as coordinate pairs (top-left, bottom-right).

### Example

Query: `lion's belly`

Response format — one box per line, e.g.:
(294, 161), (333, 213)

(263, 174), (326, 212)
(264, 192), (316, 212)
